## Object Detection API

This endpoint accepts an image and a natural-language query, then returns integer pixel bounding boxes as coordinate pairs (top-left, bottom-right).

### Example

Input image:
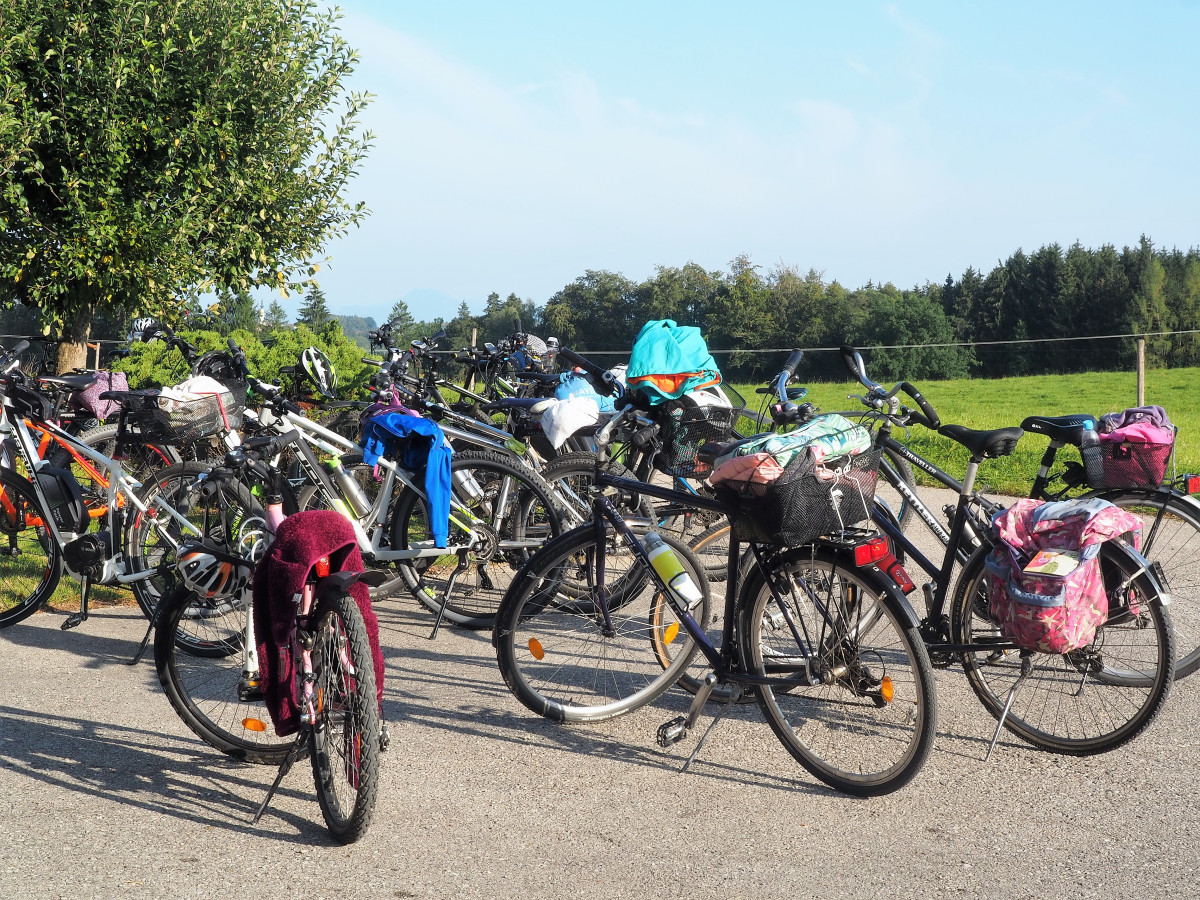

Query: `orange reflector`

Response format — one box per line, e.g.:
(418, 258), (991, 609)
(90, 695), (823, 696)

(880, 676), (894, 703)
(314, 555), (331, 577)
(528, 638), (545, 660)
(662, 623), (680, 644)
(242, 718), (267, 732)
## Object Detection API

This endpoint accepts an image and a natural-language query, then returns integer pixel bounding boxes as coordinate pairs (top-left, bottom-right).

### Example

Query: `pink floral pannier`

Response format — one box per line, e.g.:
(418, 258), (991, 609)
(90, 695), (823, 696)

(985, 498), (1143, 654)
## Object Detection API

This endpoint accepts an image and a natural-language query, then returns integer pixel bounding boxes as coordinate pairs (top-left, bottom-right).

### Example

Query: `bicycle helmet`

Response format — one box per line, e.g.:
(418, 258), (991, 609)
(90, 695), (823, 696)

(298, 346), (337, 398)
(177, 544), (251, 600)
(129, 317), (158, 342)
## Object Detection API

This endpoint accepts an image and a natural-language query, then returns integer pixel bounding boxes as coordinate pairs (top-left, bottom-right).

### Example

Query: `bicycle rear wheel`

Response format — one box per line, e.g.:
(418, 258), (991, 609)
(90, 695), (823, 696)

(739, 545), (937, 796)
(494, 523), (709, 723)
(309, 589), (380, 844)
(952, 543), (1174, 755)
(153, 583), (294, 764)
(1099, 488), (1200, 678)
(0, 468), (62, 628)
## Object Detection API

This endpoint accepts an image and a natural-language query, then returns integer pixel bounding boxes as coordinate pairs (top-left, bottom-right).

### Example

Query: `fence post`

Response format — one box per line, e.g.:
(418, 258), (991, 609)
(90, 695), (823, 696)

(1136, 338), (1146, 407)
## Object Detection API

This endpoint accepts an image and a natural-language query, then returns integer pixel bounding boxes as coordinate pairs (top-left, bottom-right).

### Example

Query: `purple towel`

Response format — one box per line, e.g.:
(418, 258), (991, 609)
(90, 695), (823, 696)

(251, 510), (385, 737)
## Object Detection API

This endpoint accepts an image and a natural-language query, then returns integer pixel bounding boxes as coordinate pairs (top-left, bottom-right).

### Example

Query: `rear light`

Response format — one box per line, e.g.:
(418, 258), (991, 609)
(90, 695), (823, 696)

(853, 535), (891, 567)
(314, 555), (331, 578)
(1187, 476), (1200, 495)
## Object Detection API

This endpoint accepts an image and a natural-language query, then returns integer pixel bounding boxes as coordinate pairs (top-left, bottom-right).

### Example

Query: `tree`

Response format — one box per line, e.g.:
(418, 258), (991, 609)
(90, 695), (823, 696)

(263, 299), (291, 330)
(297, 286), (332, 331)
(0, 0), (372, 371)
(387, 299), (417, 344)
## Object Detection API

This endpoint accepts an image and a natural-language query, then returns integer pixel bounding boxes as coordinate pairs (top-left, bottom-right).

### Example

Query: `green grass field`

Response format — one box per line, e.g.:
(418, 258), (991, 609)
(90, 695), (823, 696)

(733, 367), (1198, 496)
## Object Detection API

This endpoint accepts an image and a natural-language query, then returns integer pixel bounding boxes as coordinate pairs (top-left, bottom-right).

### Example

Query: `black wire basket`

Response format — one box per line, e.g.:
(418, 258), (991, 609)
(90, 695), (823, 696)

(653, 397), (735, 479)
(722, 449), (882, 546)
(116, 382), (247, 444)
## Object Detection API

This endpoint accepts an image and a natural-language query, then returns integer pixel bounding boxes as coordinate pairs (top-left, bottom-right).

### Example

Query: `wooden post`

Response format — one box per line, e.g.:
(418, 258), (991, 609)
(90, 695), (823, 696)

(1137, 338), (1146, 407)
(87, 342), (100, 371)
(464, 327), (478, 393)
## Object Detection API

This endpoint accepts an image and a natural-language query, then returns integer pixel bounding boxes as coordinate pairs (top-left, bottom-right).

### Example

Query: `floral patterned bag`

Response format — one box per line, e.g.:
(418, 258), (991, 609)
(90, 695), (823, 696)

(986, 498), (1143, 654)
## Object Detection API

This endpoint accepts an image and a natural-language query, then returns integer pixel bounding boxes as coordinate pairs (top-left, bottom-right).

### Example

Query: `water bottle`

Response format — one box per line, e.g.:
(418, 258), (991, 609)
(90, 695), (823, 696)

(641, 531), (704, 608)
(1080, 420), (1106, 489)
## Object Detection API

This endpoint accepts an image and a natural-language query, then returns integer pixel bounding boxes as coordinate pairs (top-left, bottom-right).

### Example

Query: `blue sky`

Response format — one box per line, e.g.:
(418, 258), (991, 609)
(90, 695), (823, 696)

(306, 1), (1200, 326)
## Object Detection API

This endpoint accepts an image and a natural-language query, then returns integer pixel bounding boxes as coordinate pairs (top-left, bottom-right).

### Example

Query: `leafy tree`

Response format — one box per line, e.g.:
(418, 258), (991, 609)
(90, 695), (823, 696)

(297, 285), (332, 331)
(0, 0), (372, 371)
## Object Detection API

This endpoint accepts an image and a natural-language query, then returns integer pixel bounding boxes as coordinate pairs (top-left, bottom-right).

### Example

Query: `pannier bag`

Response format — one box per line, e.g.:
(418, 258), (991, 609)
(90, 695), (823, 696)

(1096, 405), (1175, 489)
(626, 319), (722, 404)
(715, 415), (879, 546)
(985, 498), (1143, 654)
(72, 370), (129, 421)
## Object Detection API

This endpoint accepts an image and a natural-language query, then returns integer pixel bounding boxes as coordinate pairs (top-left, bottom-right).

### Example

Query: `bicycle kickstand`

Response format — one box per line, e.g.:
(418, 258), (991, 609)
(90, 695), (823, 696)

(985, 652), (1034, 762)
(61, 576), (92, 631)
(251, 733), (309, 825)
(427, 552), (470, 640)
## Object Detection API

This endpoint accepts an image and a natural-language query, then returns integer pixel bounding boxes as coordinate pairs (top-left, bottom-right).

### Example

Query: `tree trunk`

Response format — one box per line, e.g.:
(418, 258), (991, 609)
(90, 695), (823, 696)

(56, 305), (92, 374)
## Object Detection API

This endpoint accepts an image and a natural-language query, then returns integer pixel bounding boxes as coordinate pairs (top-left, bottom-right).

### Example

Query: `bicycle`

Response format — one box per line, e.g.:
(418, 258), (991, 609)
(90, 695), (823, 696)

(153, 446), (383, 843)
(836, 346), (1176, 756)
(493, 396), (938, 796)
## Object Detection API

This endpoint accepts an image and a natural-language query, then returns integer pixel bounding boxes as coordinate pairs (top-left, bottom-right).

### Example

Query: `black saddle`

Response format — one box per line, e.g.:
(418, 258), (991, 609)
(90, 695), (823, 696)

(1019, 414), (1097, 447)
(36, 372), (97, 392)
(938, 424), (1024, 460)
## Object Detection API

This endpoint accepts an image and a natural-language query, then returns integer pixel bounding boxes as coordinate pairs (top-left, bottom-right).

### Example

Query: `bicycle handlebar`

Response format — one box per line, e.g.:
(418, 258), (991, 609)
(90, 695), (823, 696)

(839, 344), (941, 430)
(557, 348), (617, 394)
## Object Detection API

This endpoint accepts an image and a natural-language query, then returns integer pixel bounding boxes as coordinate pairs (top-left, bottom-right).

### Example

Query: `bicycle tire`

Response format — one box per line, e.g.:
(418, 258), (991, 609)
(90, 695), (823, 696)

(951, 542), (1174, 755)
(391, 450), (563, 629)
(538, 451), (654, 528)
(127, 462), (265, 651)
(0, 467), (63, 628)
(1094, 488), (1200, 678)
(310, 588), (381, 844)
(739, 545), (936, 796)
(494, 523), (709, 723)
(153, 582), (294, 764)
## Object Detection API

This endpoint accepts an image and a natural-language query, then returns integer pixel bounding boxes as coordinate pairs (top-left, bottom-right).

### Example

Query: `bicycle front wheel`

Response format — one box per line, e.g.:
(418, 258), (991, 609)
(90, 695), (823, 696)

(739, 545), (937, 796)
(153, 583), (294, 764)
(952, 542), (1174, 755)
(309, 589), (381, 844)
(494, 524), (709, 723)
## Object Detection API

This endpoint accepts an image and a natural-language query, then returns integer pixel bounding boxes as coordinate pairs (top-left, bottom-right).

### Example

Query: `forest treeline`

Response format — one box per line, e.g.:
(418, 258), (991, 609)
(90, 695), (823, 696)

(3, 236), (1197, 383)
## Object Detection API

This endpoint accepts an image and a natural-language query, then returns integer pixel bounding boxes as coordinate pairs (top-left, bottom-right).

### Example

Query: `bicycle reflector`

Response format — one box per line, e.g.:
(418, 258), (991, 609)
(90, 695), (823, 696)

(314, 555), (331, 578)
(242, 718), (267, 733)
(1187, 476), (1200, 495)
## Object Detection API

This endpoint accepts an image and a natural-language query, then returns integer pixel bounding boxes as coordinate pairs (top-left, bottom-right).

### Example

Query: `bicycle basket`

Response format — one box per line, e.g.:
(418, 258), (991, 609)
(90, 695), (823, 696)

(723, 449), (882, 546)
(118, 383), (247, 443)
(653, 392), (735, 479)
(1100, 440), (1173, 488)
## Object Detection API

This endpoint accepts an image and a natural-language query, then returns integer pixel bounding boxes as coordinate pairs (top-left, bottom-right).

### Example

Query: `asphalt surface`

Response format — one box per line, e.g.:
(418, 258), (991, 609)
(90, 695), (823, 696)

(3, 488), (1200, 900)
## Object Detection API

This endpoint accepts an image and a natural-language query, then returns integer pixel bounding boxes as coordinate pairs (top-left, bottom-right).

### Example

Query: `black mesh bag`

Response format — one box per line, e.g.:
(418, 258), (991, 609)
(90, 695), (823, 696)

(721, 449), (882, 546)
(653, 394), (734, 479)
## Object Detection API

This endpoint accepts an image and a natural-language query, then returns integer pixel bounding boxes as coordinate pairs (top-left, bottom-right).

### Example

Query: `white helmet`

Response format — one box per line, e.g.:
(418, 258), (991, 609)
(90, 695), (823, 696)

(129, 317), (158, 342)
(177, 544), (251, 600)
(299, 346), (337, 398)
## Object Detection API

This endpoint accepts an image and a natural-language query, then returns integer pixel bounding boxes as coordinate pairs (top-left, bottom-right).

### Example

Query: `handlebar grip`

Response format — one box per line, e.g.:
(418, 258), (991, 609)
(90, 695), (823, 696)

(900, 382), (940, 429)
(361, 356), (383, 367)
(226, 338), (249, 376)
(557, 348), (617, 393)
(7, 339), (29, 356)
(781, 349), (803, 379)
(840, 345), (864, 379)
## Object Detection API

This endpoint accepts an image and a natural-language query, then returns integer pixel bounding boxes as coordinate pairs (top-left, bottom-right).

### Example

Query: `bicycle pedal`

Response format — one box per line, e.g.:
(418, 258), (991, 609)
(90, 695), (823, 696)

(237, 675), (265, 702)
(656, 716), (688, 748)
(379, 723), (392, 753)
(61, 613), (87, 631)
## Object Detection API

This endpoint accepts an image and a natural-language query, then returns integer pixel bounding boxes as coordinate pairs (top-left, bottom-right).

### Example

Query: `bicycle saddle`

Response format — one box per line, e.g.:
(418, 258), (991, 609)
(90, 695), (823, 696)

(938, 424), (1024, 459)
(37, 372), (98, 392)
(1019, 413), (1097, 446)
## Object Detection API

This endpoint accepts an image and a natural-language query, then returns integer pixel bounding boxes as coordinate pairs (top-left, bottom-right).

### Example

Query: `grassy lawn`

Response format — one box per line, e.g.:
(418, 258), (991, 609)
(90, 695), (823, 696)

(733, 367), (1198, 496)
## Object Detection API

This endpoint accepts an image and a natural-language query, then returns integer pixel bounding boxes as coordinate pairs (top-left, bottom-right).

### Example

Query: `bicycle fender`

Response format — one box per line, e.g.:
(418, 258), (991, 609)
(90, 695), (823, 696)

(1104, 539), (1170, 607)
(867, 567), (923, 629)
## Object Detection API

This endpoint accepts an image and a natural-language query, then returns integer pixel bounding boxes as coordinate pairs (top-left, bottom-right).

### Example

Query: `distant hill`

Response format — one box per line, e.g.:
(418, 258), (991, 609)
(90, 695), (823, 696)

(336, 314), (378, 349)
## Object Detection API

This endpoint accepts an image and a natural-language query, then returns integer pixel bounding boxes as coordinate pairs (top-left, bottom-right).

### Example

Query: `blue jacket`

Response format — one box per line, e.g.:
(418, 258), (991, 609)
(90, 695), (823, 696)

(359, 413), (453, 547)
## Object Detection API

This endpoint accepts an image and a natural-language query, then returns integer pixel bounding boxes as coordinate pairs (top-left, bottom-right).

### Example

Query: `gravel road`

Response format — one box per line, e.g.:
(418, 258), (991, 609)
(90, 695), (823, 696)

(3, 491), (1199, 900)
